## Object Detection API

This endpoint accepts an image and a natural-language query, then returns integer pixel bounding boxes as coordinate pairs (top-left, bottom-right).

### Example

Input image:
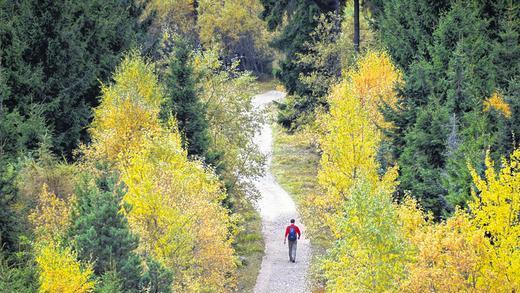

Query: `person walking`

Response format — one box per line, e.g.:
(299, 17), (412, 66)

(284, 219), (301, 263)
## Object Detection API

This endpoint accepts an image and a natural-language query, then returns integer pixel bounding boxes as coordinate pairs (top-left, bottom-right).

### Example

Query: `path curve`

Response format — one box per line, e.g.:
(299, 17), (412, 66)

(252, 91), (311, 293)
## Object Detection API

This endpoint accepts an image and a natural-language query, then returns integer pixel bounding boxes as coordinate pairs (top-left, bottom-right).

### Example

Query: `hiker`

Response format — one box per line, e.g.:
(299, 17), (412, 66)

(284, 219), (301, 263)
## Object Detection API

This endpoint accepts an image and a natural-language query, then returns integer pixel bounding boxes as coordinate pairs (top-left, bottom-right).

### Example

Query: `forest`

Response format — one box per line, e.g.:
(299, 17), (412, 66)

(0, 0), (518, 292)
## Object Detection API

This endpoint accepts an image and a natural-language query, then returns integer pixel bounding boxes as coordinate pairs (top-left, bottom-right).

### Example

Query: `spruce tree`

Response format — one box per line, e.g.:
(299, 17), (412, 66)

(382, 0), (519, 215)
(70, 170), (142, 292)
(261, 0), (345, 130)
(0, 0), (148, 157)
(161, 38), (212, 160)
(375, 0), (450, 69)
(398, 103), (452, 218)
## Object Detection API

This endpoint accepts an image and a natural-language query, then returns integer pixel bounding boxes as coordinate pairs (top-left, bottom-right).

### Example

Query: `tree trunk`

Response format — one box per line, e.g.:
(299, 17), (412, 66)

(353, 0), (360, 53)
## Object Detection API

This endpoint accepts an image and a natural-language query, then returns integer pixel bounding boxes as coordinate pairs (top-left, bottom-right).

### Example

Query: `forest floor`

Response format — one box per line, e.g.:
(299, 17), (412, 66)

(252, 91), (311, 293)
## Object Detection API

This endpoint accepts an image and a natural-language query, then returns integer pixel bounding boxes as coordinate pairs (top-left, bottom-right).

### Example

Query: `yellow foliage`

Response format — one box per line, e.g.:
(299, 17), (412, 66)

(36, 242), (95, 293)
(149, 0), (195, 20)
(198, 0), (264, 43)
(397, 149), (520, 292)
(312, 41), (518, 293)
(401, 210), (491, 292)
(315, 50), (401, 234)
(483, 91), (511, 118)
(193, 49), (264, 203)
(321, 180), (412, 292)
(468, 149), (520, 290)
(89, 53), (237, 292)
(144, 0), (196, 36)
(122, 131), (237, 291)
(29, 184), (74, 242)
(89, 53), (163, 166)
(347, 50), (402, 127)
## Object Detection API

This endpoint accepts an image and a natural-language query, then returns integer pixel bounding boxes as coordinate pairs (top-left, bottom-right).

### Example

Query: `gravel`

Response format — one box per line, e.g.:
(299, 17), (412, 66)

(252, 91), (311, 293)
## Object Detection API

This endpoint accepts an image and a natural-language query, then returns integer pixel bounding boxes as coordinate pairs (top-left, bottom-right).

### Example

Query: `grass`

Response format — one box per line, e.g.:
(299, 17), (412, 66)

(234, 201), (264, 293)
(270, 123), (320, 209)
(256, 77), (285, 93)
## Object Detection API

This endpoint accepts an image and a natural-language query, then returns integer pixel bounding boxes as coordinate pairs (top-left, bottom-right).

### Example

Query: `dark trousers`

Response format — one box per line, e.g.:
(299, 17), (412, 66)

(288, 240), (297, 261)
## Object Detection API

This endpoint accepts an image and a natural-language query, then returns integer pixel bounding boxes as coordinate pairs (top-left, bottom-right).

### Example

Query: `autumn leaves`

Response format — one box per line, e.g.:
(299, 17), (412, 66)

(308, 50), (519, 291)
(89, 54), (237, 291)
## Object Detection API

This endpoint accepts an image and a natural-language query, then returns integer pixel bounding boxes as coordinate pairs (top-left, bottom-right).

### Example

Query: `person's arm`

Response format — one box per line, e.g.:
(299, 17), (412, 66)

(296, 226), (301, 239)
(283, 226), (288, 244)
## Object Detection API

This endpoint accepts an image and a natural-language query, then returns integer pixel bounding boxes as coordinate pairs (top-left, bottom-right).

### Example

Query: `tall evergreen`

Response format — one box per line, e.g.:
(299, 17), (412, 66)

(0, 163), (19, 251)
(374, 0), (451, 69)
(161, 38), (212, 161)
(261, 0), (344, 130)
(70, 170), (142, 292)
(0, 0), (149, 157)
(381, 0), (520, 217)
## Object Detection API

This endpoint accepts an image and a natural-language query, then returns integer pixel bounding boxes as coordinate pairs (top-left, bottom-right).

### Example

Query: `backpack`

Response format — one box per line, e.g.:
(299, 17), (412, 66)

(288, 226), (297, 241)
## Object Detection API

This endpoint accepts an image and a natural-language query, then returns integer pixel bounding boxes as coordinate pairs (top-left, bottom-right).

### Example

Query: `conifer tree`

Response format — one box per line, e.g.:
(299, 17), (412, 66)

(382, 0), (519, 214)
(261, 0), (345, 129)
(0, 0), (148, 156)
(69, 170), (142, 292)
(161, 38), (212, 160)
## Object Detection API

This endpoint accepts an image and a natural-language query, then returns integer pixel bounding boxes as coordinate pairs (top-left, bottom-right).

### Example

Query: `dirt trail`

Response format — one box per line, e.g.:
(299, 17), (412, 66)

(252, 91), (311, 293)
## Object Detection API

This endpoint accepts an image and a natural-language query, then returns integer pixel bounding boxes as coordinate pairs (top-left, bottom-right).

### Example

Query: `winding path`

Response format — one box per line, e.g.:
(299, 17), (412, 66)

(252, 91), (311, 293)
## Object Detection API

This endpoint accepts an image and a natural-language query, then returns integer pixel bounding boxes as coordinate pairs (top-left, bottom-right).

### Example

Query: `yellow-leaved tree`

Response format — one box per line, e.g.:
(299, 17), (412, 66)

(36, 243), (95, 293)
(398, 149), (520, 291)
(400, 209), (491, 292)
(89, 54), (164, 166)
(313, 50), (408, 291)
(193, 49), (264, 203)
(89, 52), (237, 292)
(197, 0), (266, 45)
(197, 0), (272, 72)
(321, 178), (412, 292)
(310, 50), (402, 236)
(468, 149), (520, 290)
(30, 184), (95, 293)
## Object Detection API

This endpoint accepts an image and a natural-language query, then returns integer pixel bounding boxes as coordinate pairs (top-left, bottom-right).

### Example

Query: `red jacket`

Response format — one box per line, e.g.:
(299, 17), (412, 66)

(285, 224), (301, 239)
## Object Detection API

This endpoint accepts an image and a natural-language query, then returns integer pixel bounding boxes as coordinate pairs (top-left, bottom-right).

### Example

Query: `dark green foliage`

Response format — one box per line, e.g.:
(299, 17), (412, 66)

(0, 109), (48, 157)
(139, 257), (173, 293)
(0, 162), (20, 252)
(261, 0), (344, 130)
(375, 0), (450, 69)
(0, 0), (148, 157)
(95, 271), (122, 293)
(398, 103), (451, 218)
(70, 169), (142, 292)
(0, 247), (38, 292)
(380, 0), (520, 216)
(161, 38), (212, 160)
(504, 78), (520, 149)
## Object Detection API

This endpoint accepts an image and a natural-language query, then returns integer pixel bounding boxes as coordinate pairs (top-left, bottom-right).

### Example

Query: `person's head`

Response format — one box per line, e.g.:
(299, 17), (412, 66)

(290, 219), (295, 224)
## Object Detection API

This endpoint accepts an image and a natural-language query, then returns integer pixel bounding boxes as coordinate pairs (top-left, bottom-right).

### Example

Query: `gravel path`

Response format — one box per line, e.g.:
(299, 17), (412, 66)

(252, 91), (311, 293)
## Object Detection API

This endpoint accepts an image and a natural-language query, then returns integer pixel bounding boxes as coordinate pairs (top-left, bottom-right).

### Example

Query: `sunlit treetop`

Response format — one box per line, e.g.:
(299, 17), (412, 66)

(89, 53), (164, 165)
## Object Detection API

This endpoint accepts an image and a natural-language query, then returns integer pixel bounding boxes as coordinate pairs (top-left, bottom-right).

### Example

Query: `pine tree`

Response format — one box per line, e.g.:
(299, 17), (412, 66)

(0, 0), (148, 157)
(161, 38), (212, 160)
(0, 163), (20, 251)
(382, 0), (519, 214)
(139, 257), (173, 293)
(261, 0), (345, 130)
(375, 0), (450, 69)
(398, 103), (452, 218)
(69, 170), (142, 292)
